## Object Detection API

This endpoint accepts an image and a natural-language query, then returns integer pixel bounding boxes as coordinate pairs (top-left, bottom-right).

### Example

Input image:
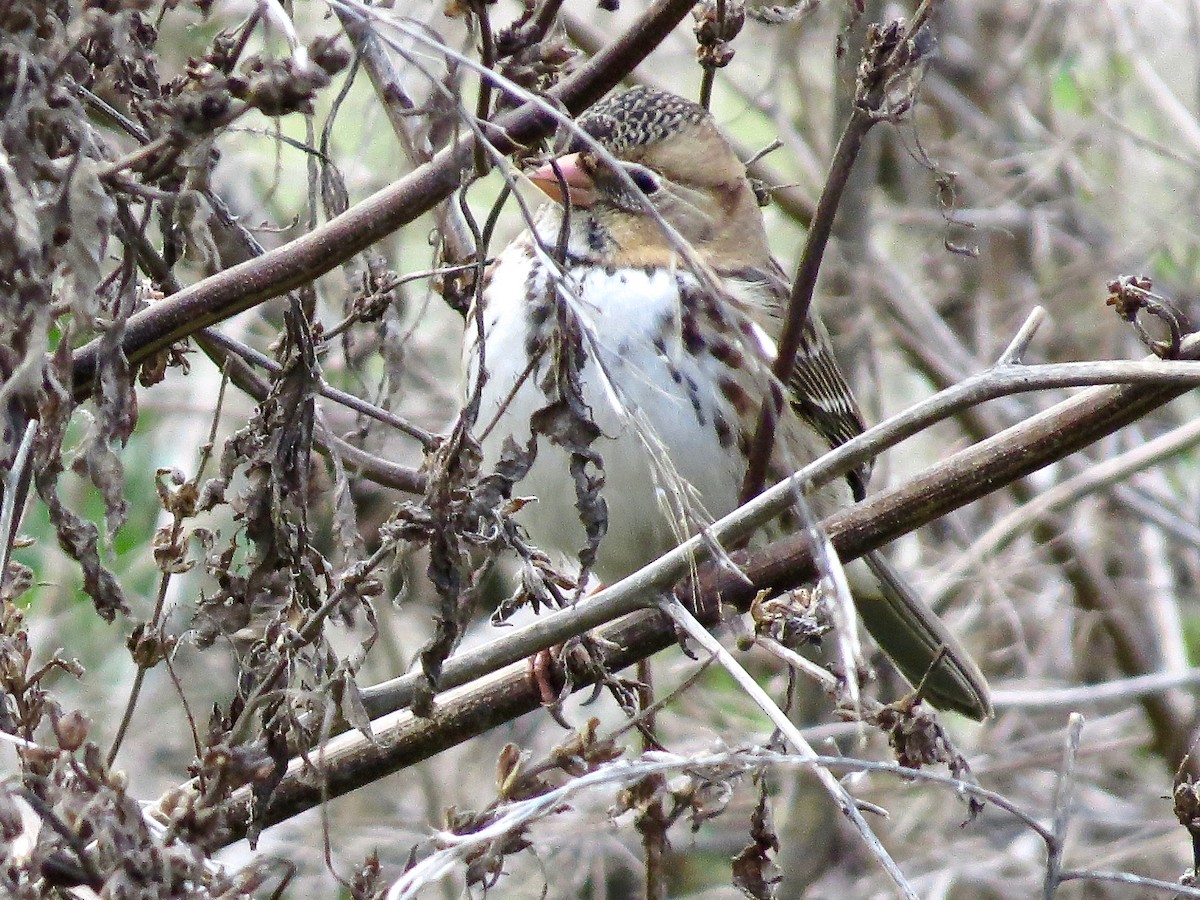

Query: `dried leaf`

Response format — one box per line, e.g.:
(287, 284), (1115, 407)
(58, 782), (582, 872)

(731, 783), (781, 899)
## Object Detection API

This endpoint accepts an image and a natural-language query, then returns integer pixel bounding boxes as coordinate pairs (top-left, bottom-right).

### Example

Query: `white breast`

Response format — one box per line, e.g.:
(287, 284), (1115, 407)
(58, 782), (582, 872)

(469, 240), (747, 581)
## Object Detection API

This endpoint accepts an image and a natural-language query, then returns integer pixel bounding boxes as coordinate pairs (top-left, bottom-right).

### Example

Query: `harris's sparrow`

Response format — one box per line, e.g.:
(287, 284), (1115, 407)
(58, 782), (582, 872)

(466, 86), (991, 720)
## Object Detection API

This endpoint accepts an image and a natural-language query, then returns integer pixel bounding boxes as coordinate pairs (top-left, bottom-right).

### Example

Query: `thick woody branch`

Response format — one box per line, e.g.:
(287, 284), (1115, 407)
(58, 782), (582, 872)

(878, 274), (1200, 780)
(351, 355), (1200, 720)
(194, 341), (1200, 846)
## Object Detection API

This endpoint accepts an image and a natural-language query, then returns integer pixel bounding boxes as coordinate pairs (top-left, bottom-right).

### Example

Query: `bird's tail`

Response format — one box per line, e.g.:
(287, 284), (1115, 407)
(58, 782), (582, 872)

(853, 550), (992, 721)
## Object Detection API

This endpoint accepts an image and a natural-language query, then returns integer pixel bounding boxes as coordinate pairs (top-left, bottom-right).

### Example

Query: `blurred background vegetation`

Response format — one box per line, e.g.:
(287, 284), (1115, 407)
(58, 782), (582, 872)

(5, 0), (1200, 897)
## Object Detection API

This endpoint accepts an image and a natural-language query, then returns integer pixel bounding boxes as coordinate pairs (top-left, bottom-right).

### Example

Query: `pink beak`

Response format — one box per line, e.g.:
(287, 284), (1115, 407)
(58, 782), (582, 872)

(527, 153), (597, 207)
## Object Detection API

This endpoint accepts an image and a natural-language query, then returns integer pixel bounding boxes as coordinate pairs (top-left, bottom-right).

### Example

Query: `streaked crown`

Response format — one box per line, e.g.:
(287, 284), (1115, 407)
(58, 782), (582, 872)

(570, 86), (709, 155)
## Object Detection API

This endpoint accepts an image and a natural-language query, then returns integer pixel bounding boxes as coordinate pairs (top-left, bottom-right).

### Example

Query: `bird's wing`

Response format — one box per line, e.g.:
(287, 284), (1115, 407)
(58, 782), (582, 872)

(720, 264), (871, 499)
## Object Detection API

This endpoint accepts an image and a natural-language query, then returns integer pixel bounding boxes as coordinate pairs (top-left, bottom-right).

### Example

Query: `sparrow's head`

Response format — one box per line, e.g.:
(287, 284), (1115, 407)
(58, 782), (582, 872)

(528, 86), (770, 270)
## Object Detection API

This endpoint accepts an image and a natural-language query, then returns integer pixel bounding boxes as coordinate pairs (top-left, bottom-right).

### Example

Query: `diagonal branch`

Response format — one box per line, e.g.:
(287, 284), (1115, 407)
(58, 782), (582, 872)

(70, 0), (699, 401)
(350, 353), (1200, 718)
(186, 337), (1200, 847)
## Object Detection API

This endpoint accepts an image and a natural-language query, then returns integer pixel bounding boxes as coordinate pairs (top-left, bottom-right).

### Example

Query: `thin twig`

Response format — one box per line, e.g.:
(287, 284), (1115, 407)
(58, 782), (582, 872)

(1058, 869), (1200, 898)
(741, 4), (942, 501)
(0, 420), (36, 586)
(997, 306), (1048, 365)
(756, 635), (841, 693)
(993, 670), (1200, 711)
(658, 597), (918, 899)
(199, 328), (438, 450)
(1042, 713), (1084, 899)
(108, 368), (232, 768)
(930, 416), (1200, 602)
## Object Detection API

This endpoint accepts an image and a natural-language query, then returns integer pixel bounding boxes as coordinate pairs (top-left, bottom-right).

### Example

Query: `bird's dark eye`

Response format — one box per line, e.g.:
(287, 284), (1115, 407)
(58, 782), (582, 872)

(628, 168), (659, 195)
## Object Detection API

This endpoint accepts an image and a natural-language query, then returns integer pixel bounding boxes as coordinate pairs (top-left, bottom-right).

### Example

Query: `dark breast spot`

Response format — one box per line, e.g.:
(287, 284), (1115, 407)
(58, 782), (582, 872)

(528, 302), (551, 328)
(719, 377), (755, 418)
(768, 381), (785, 416)
(524, 334), (540, 359)
(587, 219), (608, 252)
(707, 337), (744, 370)
(685, 375), (706, 425)
(713, 411), (734, 448)
(681, 314), (705, 355)
(702, 295), (725, 321)
(657, 309), (675, 337)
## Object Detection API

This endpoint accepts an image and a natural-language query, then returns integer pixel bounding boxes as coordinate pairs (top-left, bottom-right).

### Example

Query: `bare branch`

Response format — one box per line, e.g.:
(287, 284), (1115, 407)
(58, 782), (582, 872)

(70, 0), (699, 401)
